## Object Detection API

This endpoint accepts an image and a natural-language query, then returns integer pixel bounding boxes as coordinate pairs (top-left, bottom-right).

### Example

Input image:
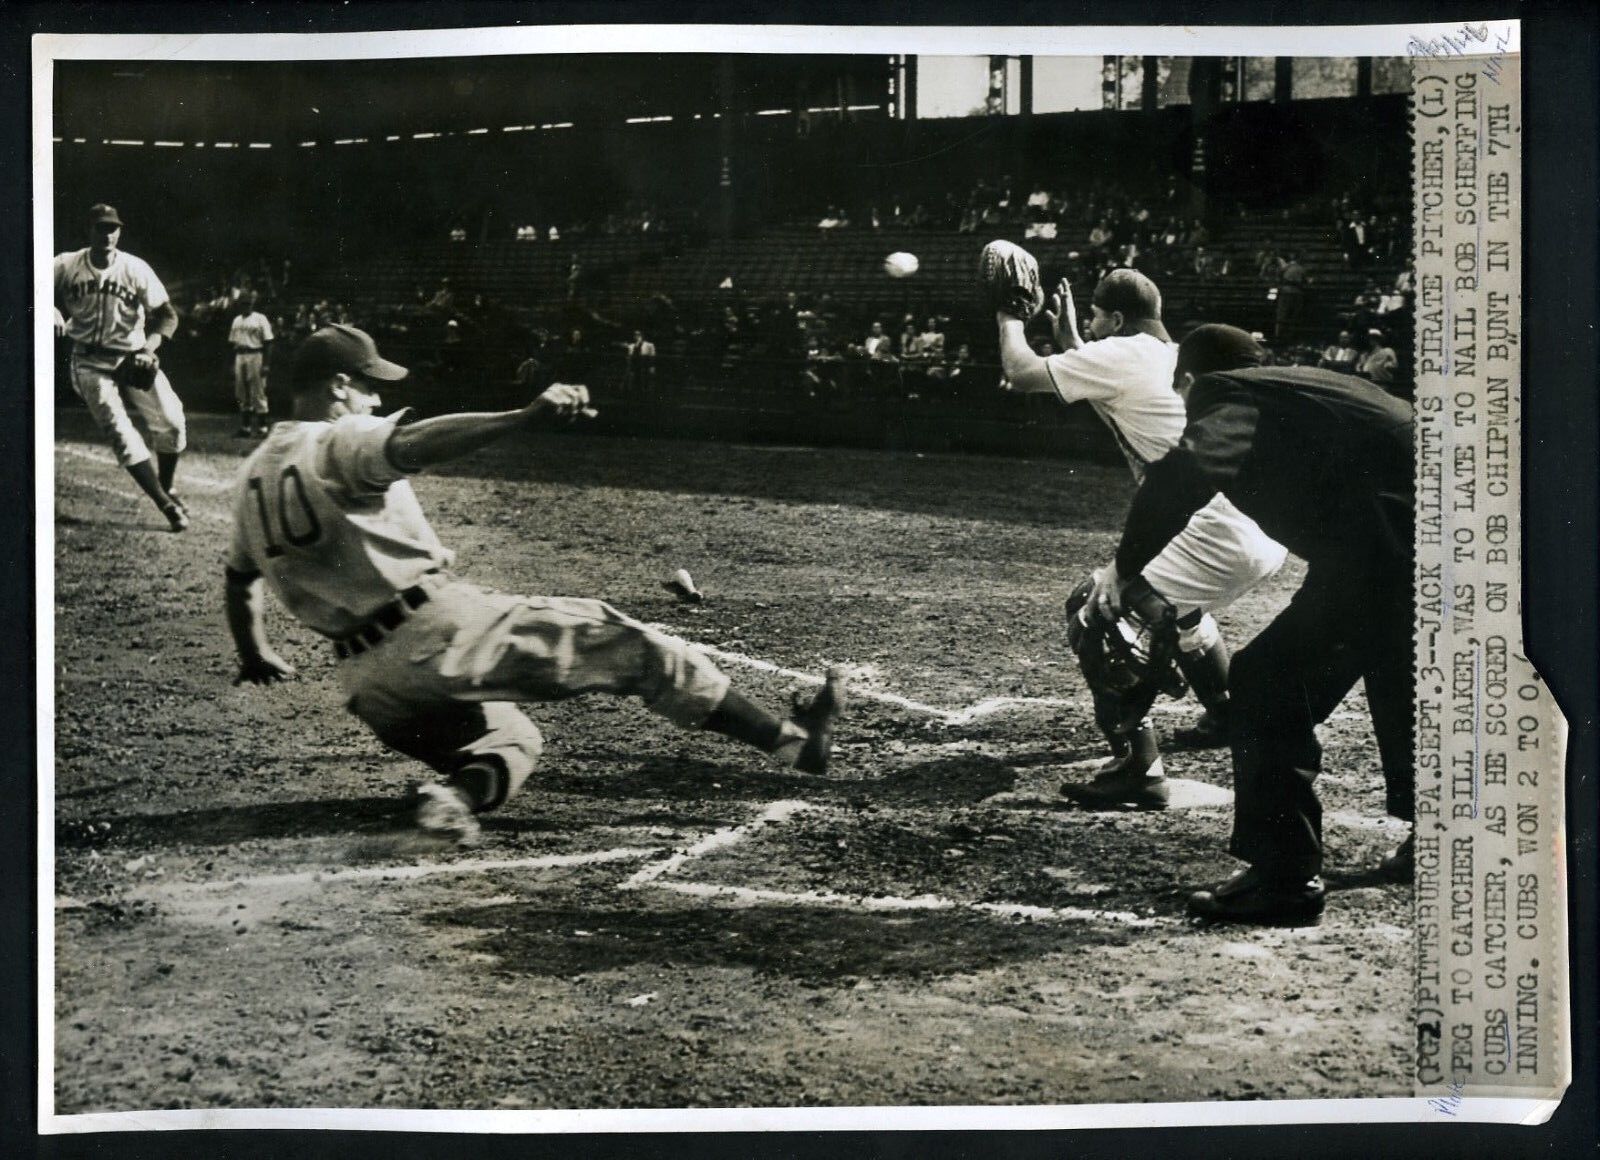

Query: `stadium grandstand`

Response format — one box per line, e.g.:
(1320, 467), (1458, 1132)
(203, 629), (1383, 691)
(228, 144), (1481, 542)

(53, 52), (1413, 459)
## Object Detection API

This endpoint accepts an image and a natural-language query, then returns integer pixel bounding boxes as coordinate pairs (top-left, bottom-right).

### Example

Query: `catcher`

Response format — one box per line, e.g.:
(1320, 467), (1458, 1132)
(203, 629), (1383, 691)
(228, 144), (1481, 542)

(53, 203), (189, 532)
(224, 325), (847, 845)
(980, 242), (1287, 808)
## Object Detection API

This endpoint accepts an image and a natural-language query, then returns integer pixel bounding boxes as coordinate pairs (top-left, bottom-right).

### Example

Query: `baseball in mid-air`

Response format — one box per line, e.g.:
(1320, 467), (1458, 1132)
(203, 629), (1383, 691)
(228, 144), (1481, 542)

(883, 251), (920, 278)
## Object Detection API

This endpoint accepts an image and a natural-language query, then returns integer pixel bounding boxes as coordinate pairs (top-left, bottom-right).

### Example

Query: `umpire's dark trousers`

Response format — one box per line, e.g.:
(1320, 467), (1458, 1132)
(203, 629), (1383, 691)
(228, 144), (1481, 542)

(1227, 562), (1413, 878)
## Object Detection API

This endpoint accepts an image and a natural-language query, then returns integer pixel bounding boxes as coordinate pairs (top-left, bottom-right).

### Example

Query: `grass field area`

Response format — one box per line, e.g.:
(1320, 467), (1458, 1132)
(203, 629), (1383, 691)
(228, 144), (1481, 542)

(50, 410), (1412, 1117)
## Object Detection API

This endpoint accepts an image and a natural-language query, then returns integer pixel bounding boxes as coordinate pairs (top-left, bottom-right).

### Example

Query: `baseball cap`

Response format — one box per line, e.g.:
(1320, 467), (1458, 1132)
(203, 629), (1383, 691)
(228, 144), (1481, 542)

(292, 324), (409, 392)
(1176, 323), (1269, 379)
(89, 203), (123, 227)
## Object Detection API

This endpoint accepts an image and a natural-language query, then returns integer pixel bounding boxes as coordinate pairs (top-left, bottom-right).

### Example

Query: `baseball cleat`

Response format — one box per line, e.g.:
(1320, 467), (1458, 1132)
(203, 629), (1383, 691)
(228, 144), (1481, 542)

(416, 782), (482, 846)
(1060, 759), (1170, 810)
(162, 502), (190, 533)
(1169, 711), (1229, 750)
(1186, 866), (1325, 926)
(791, 666), (848, 775)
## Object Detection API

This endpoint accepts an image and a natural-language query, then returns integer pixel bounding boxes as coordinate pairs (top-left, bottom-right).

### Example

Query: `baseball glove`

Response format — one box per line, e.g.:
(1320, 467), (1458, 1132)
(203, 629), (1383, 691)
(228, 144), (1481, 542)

(1065, 575), (1186, 701)
(112, 352), (159, 391)
(978, 239), (1045, 321)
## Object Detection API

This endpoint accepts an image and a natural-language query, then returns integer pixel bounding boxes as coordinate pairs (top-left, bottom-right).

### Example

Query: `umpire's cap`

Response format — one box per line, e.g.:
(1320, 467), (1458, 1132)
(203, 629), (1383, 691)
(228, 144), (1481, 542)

(293, 324), (409, 392)
(1176, 323), (1270, 379)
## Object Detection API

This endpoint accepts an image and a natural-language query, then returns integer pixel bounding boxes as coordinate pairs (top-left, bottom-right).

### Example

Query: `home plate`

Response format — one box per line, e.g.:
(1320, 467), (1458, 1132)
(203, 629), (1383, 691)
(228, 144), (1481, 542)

(986, 760), (1233, 811)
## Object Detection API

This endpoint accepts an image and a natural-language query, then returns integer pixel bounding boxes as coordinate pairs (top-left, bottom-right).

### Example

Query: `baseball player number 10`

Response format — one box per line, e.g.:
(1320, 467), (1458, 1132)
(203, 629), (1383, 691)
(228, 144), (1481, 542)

(247, 466), (323, 557)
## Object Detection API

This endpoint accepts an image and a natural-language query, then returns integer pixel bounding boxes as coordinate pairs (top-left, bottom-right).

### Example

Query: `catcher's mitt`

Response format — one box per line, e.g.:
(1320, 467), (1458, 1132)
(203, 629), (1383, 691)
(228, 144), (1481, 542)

(113, 352), (159, 391)
(1065, 574), (1186, 701)
(978, 239), (1045, 321)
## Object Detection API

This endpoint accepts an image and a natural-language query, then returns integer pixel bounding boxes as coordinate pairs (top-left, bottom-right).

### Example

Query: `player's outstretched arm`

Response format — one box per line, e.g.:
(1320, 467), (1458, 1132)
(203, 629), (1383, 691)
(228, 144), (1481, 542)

(224, 568), (296, 685)
(994, 316), (1054, 394)
(387, 383), (595, 472)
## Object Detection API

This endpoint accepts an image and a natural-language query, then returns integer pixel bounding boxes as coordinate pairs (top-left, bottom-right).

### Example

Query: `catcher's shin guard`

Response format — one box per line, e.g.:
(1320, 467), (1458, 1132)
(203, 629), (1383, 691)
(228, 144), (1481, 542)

(1176, 637), (1231, 723)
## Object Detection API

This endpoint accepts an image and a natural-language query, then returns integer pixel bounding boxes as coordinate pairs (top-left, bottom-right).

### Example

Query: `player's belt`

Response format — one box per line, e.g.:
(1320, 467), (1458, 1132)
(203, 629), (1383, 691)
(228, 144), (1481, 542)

(332, 585), (431, 659)
(71, 342), (133, 361)
(234, 346), (263, 354)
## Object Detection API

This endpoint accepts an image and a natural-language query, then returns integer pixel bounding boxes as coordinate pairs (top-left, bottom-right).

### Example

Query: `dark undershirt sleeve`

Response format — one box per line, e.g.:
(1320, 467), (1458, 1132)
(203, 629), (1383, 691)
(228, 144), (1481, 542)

(1113, 378), (1263, 576)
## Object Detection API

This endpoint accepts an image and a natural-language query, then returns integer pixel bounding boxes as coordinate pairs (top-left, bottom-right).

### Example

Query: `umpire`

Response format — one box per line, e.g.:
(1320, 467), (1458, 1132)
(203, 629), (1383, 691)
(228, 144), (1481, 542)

(1094, 324), (1414, 925)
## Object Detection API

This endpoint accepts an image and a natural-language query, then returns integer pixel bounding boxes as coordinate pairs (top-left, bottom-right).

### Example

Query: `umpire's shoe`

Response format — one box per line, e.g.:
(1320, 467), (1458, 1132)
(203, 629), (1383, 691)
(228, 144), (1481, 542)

(1187, 865), (1326, 927)
(1375, 833), (1414, 883)
(792, 666), (848, 775)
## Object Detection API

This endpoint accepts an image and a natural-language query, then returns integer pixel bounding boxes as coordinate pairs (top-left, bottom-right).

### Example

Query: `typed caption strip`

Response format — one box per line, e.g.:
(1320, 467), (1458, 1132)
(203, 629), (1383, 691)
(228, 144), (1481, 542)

(1411, 45), (1570, 1109)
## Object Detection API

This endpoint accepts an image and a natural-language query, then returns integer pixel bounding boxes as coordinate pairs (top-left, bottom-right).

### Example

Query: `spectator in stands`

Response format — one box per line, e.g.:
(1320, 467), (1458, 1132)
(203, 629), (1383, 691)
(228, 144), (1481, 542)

(927, 342), (975, 389)
(514, 345), (544, 390)
(1088, 219), (1115, 257)
(802, 335), (841, 397)
(1377, 279), (1409, 318)
(896, 318), (921, 360)
(547, 225), (561, 242)
(1274, 252), (1309, 342)
(863, 320), (894, 360)
(917, 317), (946, 364)
(556, 328), (590, 383)
(1340, 212), (1370, 269)
(1318, 329), (1362, 374)
(1256, 241), (1285, 284)
(449, 225), (468, 242)
(625, 329), (657, 393)
(1358, 329), (1399, 389)
(428, 278), (456, 313)
(567, 254), (583, 302)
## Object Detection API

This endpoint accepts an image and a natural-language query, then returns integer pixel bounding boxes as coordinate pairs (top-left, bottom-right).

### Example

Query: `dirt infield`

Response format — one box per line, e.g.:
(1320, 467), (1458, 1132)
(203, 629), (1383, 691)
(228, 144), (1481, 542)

(51, 411), (1412, 1115)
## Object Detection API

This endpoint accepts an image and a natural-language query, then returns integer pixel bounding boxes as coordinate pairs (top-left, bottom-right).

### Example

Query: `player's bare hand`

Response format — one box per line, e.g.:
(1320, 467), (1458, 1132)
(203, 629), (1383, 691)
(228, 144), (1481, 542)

(1046, 278), (1081, 350)
(1087, 562), (1123, 619)
(531, 382), (597, 422)
(53, 308), (68, 337)
(234, 651), (295, 686)
(131, 349), (159, 372)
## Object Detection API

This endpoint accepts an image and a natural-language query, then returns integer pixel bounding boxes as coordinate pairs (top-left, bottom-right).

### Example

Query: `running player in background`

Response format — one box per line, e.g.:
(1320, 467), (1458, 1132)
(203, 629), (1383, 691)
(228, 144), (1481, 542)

(53, 203), (189, 531)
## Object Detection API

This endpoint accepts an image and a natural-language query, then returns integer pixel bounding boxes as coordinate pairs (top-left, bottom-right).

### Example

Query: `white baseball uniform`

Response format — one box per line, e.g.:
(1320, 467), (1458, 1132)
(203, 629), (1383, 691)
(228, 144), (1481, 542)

(226, 413), (730, 798)
(53, 247), (185, 467)
(228, 310), (275, 415)
(1044, 334), (1288, 637)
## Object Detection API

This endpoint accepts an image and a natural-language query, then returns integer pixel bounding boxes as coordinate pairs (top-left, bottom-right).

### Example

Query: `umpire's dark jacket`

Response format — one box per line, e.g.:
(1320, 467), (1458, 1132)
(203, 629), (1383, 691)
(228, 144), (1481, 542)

(1114, 365), (1413, 582)
(1114, 365), (1416, 876)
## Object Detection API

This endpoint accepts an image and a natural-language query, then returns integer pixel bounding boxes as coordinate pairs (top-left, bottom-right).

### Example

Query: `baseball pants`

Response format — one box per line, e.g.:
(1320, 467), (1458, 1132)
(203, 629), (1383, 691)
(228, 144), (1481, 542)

(70, 354), (186, 468)
(234, 352), (269, 414)
(337, 580), (732, 803)
(1139, 496), (1288, 632)
(1226, 564), (1415, 878)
